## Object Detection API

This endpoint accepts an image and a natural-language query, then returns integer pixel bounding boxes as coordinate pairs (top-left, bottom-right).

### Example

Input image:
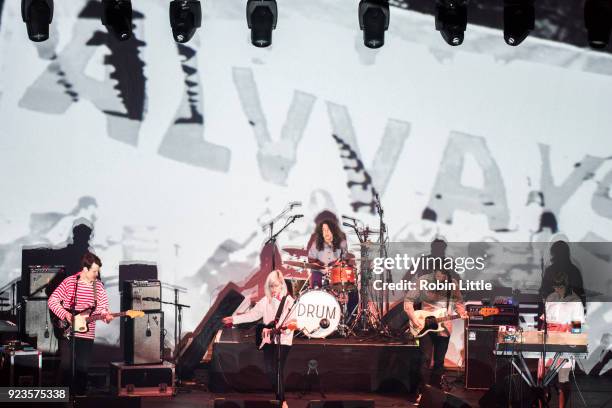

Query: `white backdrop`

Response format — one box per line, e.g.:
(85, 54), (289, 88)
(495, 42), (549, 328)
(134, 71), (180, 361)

(1, 0), (612, 372)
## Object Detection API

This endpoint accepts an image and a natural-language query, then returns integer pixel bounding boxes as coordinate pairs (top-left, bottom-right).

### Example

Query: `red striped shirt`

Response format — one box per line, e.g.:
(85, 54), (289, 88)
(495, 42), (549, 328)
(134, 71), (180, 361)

(48, 274), (109, 340)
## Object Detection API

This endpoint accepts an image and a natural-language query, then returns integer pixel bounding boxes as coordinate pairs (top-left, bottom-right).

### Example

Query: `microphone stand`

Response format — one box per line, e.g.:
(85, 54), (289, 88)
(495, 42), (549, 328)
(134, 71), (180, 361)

(374, 193), (390, 316)
(265, 214), (302, 273)
(273, 293), (300, 404)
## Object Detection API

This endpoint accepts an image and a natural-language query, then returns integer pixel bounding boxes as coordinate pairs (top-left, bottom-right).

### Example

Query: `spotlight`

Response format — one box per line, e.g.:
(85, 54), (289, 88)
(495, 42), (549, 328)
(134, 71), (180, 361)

(246, 0), (277, 47)
(169, 0), (202, 43)
(21, 0), (53, 42)
(102, 0), (133, 41)
(435, 0), (468, 46)
(584, 0), (612, 49)
(503, 0), (534, 46)
(358, 0), (390, 49)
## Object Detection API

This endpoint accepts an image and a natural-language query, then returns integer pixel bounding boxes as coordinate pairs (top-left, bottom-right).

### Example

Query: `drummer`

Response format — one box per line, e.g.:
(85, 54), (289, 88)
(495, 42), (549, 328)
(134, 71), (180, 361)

(307, 219), (349, 288)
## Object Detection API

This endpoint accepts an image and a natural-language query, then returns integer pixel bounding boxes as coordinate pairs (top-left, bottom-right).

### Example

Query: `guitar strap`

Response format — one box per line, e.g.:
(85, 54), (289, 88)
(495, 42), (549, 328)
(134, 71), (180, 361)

(271, 295), (288, 344)
(68, 274), (98, 315)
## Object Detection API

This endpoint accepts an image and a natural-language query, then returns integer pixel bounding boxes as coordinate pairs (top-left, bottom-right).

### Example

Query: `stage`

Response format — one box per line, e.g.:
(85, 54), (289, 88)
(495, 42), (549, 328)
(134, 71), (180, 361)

(6, 375), (612, 408)
(209, 327), (421, 394)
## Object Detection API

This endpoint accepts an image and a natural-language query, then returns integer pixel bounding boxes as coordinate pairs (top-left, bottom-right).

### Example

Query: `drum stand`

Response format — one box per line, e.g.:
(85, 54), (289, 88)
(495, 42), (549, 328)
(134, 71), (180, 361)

(335, 287), (355, 338)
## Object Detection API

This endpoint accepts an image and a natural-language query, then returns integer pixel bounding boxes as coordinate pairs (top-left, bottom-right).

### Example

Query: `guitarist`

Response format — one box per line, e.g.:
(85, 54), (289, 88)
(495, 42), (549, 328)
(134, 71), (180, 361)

(222, 270), (295, 408)
(47, 252), (114, 396)
(404, 268), (467, 402)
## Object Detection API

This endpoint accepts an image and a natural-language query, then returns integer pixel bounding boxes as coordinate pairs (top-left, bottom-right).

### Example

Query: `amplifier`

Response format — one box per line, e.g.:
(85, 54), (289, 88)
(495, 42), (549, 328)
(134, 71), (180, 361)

(110, 361), (175, 397)
(0, 348), (42, 386)
(121, 280), (161, 311)
(465, 326), (512, 390)
(28, 265), (65, 297)
(467, 304), (519, 327)
(24, 298), (59, 354)
(123, 311), (163, 365)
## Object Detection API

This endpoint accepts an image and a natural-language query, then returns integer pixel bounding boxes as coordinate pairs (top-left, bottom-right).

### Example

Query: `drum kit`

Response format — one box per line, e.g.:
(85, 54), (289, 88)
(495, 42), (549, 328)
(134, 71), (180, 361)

(281, 247), (371, 339)
(261, 198), (392, 339)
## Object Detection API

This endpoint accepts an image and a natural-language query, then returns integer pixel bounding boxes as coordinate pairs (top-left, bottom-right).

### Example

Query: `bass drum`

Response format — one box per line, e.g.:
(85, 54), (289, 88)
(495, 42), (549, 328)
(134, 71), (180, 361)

(295, 289), (341, 338)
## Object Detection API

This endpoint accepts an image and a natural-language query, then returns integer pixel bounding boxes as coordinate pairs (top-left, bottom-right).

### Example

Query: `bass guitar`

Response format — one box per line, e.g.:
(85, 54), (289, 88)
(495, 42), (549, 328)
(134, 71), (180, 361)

(407, 307), (499, 338)
(56, 309), (144, 339)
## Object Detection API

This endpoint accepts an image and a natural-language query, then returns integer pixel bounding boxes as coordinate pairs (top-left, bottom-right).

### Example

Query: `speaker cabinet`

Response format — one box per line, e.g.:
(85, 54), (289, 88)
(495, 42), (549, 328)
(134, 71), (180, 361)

(176, 283), (244, 379)
(123, 311), (163, 364)
(419, 385), (471, 407)
(465, 325), (509, 390)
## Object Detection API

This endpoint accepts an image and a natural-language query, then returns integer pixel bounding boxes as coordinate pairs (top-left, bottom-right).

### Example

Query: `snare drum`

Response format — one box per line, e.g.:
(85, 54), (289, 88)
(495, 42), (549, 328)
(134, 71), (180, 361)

(295, 289), (341, 338)
(329, 266), (356, 291)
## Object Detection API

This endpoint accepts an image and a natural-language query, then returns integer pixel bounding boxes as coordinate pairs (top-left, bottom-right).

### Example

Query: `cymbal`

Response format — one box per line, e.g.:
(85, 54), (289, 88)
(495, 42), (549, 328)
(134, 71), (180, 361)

(284, 260), (321, 269)
(282, 247), (309, 257)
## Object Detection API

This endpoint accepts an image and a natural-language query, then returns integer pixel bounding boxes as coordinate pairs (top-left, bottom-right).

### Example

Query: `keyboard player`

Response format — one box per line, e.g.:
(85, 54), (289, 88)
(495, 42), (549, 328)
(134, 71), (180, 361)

(541, 270), (585, 408)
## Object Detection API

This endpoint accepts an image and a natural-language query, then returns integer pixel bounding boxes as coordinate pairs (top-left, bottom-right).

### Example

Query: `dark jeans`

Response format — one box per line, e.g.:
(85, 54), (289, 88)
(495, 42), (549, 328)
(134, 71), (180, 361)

(59, 337), (94, 395)
(263, 344), (290, 402)
(418, 333), (450, 391)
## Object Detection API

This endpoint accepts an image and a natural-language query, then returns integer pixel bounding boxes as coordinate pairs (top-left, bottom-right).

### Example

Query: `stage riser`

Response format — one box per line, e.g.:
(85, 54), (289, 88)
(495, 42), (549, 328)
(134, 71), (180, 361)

(210, 340), (419, 393)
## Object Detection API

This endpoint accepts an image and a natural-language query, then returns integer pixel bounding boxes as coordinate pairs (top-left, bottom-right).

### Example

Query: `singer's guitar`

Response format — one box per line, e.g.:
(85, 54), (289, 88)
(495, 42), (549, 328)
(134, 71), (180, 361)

(407, 307), (499, 338)
(256, 320), (298, 349)
(55, 309), (144, 339)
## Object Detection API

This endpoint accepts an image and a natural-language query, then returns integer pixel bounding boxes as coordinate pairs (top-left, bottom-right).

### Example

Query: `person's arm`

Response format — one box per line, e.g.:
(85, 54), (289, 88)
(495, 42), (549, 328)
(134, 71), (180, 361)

(404, 280), (421, 326)
(231, 298), (265, 325)
(452, 280), (467, 317)
(307, 243), (326, 269)
(48, 278), (71, 322)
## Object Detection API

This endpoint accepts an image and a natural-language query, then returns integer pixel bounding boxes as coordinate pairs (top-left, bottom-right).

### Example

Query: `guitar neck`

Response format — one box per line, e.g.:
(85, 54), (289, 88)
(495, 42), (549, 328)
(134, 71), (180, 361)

(86, 312), (125, 323)
(435, 311), (478, 323)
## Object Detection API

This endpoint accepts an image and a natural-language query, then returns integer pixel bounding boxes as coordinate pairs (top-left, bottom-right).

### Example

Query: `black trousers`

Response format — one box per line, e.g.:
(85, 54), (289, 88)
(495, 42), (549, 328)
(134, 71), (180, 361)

(418, 333), (450, 391)
(263, 344), (291, 402)
(59, 337), (94, 395)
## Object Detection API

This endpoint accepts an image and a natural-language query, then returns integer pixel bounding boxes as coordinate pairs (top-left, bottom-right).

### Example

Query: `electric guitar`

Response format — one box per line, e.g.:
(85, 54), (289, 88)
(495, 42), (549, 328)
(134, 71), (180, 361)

(256, 320), (298, 349)
(55, 309), (144, 339)
(407, 307), (499, 338)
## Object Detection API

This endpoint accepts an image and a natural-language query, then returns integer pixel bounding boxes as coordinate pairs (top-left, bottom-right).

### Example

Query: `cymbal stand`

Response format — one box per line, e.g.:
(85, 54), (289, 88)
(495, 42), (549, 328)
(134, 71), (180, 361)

(343, 220), (380, 333)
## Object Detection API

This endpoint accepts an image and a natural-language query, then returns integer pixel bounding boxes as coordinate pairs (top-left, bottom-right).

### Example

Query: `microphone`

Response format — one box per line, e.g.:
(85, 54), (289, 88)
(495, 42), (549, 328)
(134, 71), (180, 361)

(142, 297), (161, 302)
(289, 201), (302, 209)
(146, 320), (151, 337)
(342, 222), (354, 228)
(342, 215), (358, 222)
(292, 214), (304, 219)
(44, 322), (49, 338)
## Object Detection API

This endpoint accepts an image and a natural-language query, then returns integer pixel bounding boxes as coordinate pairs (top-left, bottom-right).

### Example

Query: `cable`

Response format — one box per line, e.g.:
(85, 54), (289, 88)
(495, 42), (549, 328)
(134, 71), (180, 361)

(571, 358), (588, 407)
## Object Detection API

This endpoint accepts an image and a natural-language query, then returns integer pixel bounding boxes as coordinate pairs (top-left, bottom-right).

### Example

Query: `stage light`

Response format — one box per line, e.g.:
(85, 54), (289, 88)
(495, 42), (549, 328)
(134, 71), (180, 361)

(21, 0), (53, 42)
(435, 0), (468, 46)
(169, 0), (202, 43)
(584, 0), (612, 49)
(503, 0), (534, 46)
(246, 0), (277, 47)
(358, 0), (390, 49)
(102, 0), (133, 41)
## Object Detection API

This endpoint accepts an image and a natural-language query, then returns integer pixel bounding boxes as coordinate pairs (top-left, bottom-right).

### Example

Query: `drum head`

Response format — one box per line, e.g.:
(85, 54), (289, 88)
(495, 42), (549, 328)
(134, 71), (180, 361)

(295, 289), (341, 338)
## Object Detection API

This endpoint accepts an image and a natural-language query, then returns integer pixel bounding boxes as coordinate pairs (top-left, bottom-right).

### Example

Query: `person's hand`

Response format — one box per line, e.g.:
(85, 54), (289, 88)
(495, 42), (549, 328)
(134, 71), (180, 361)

(410, 318), (423, 331)
(460, 311), (469, 320)
(222, 316), (233, 325)
(103, 314), (114, 323)
(64, 313), (73, 323)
